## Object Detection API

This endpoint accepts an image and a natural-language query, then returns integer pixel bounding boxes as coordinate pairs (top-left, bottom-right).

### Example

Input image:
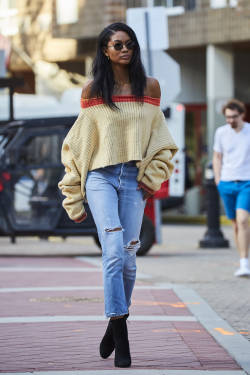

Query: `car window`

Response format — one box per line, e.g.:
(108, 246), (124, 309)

(0, 133), (14, 159)
(19, 134), (61, 166)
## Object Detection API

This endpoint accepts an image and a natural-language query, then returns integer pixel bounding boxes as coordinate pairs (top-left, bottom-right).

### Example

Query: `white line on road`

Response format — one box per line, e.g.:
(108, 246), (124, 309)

(0, 369), (246, 375)
(0, 267), (150, 278)
(76, 256), (102, 267)
(0, 285), (173, 293)
(77, 257), (153, 278)
(0, 267), (101, 272)
(0, 315), (197, 324)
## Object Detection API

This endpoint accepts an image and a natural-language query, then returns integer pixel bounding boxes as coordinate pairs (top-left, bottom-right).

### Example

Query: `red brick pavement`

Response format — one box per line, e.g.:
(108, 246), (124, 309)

(0, 270), (103, 288)
(0, 257), (95, 268)
(0, 321), (240, 372)
(0, 256), (242, 373)
(0, 289), (192, 317)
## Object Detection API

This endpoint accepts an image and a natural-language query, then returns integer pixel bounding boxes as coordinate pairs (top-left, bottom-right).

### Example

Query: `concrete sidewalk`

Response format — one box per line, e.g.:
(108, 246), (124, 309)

(0, 240), (250, 374)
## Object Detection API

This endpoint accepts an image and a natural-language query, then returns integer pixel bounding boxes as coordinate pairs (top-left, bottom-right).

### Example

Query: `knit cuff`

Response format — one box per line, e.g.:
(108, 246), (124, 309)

(74, 211), (87, 223)
(138, 181), (155, 195)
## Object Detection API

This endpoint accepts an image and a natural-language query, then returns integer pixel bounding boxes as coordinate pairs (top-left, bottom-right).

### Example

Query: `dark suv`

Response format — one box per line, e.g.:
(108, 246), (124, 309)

(0, 116), (155, 255)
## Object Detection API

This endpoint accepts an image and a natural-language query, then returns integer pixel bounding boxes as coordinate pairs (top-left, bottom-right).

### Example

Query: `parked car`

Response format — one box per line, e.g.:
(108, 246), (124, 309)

(0, 116), (155, 255)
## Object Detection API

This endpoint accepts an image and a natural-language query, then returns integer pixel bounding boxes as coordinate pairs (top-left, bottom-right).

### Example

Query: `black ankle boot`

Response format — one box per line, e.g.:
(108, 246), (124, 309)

(111, 316), (131, 368)
(99, 319), (114, 359)
(99, 314), (129, 359)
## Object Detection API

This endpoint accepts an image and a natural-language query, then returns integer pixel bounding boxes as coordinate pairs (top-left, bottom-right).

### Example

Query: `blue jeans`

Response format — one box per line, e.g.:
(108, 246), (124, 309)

(86, 162), (146, 317)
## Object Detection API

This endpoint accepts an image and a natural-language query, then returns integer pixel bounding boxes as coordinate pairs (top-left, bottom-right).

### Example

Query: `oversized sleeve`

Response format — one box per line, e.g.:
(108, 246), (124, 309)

(58, 111), (96, 220)
(136, 109), (178, 192)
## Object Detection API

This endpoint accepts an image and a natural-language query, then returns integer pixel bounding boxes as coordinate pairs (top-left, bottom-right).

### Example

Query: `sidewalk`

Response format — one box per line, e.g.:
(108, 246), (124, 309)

(0, 240), (250, 374)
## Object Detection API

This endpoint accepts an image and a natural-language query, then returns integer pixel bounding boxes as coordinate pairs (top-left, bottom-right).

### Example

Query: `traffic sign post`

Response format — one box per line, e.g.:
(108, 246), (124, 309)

(127, 7), (183, 245)
(126, 7), (181, 106)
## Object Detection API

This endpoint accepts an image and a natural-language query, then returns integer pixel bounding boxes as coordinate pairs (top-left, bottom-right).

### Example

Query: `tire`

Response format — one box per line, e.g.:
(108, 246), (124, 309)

(137, 215), (155, 256)
(93, 234), (101, 249)
(93, 215), (155, 256)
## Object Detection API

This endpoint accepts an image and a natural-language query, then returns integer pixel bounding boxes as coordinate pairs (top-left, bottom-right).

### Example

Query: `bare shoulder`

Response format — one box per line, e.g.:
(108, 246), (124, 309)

(145, 77), (161, 98)
(81, 80), (94, 99)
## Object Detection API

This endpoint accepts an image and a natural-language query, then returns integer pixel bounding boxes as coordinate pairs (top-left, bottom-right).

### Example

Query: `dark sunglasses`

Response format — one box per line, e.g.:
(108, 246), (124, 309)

(107, 40), (136, 51)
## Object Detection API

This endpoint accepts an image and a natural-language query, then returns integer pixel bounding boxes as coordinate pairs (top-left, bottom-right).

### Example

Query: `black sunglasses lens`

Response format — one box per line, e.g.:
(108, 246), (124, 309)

(126, 41), (135, 49)
(113, 41), (135, 50)
(113, 43), (123, 51)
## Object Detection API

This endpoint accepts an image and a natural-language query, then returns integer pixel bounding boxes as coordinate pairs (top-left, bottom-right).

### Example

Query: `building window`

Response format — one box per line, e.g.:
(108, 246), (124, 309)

(127, 0), (195, 10)
(149, 0), (196, 10)
(0, 0), (18, 36)
(9, 0), (17, 7)
(0, 0), (17, 12)
(185, 0), (196, 10)
(56, 0), (78, 25)
(210, 0), (238, 8)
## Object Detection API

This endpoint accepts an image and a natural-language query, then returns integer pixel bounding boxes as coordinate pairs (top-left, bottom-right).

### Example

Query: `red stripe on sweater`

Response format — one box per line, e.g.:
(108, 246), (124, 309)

(80, 95), (160, 108)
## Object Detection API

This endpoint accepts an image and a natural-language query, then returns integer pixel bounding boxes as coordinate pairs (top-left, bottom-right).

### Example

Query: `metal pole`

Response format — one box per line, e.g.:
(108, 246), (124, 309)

(199, 163), (229, 248)
(144, 11), (153, 76)
(9, 85), (14, 121)
(154, 199), (162, 244)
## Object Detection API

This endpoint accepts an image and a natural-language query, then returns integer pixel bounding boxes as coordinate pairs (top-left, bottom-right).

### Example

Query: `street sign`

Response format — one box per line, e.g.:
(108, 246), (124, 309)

(126, 7), (181, 104)
(141, 50), (181, 106)
(126, 7), (169, 50)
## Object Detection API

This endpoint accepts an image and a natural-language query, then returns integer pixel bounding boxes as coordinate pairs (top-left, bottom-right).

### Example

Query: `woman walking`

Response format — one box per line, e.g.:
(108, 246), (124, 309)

(58, 22), (178, 368)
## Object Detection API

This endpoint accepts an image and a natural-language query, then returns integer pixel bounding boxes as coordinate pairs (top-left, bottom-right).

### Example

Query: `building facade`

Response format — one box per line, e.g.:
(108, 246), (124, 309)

(2, 0), (250, 194)
(52, 0), (250, 188)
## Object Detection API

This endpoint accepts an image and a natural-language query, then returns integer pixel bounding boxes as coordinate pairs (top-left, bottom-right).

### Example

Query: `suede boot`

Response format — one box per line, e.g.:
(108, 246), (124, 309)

(99, 319), (114, 358)
(110, 316), (131, 367)
(99, 314), (129, 359)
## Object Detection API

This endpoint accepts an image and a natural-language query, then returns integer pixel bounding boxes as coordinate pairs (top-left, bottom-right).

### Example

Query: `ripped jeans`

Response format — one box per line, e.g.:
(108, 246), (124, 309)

(86, 161), (146, 317)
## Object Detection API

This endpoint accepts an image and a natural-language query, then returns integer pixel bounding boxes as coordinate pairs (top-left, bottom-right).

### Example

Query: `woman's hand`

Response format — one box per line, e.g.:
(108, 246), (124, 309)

(141, 189), (153, 200)
(137, 182), (154, 200)
(74, 212), (87, 223)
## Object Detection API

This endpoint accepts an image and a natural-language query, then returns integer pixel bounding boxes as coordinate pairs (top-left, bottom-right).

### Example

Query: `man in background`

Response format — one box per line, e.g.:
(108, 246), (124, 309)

(213, 99), (250, 277)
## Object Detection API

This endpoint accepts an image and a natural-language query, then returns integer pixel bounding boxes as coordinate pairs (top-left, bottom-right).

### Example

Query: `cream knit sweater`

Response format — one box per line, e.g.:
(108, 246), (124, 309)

(58, 96), (178, 220)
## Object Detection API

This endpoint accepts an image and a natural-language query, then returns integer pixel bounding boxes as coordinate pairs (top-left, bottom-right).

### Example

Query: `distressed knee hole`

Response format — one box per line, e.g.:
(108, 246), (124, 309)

(125, 239), (140, 251)
(125, 240), (139, 249)
(104, 227), (123, 233)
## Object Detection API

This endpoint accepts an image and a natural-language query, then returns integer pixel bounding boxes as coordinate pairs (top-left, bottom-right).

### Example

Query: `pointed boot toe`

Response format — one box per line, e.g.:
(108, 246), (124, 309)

(99, 319), (115, 359)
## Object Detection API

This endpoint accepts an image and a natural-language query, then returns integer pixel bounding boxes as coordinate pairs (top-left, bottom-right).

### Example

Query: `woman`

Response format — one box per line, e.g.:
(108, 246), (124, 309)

(58, 22), (178, 368)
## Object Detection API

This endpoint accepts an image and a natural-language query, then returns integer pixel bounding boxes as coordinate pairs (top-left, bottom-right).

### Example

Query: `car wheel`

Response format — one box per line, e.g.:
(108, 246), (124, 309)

(137, 215), (155, 256)
(93, 234), (101, 249)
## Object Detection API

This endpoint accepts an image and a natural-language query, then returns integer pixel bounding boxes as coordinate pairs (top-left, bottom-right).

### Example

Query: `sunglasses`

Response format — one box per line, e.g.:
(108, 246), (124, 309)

(107, 40), (136, 51)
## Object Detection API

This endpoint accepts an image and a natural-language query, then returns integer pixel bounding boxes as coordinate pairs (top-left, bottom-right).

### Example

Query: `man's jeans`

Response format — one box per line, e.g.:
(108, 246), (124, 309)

(86, 161), (146, 317)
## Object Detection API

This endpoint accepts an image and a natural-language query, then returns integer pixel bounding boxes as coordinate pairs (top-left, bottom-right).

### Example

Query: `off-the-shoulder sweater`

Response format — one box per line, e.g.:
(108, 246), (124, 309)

(58, 95), (178, 220)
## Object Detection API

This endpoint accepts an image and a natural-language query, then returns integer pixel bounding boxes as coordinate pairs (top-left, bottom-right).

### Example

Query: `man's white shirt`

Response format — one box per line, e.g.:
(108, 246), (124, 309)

(213, 122), (250, 181)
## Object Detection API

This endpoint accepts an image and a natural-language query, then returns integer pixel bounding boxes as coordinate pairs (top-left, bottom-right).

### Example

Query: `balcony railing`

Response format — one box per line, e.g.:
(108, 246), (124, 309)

(126, 0), (196, 11)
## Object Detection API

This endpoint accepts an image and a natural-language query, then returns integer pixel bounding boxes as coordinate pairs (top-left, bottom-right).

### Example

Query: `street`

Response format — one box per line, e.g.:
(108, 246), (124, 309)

(0, 224), (250, 374)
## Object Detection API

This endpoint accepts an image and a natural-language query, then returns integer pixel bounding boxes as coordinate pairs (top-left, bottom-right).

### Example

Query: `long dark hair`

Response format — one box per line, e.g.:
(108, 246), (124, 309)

(90, 22), (146, 109)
